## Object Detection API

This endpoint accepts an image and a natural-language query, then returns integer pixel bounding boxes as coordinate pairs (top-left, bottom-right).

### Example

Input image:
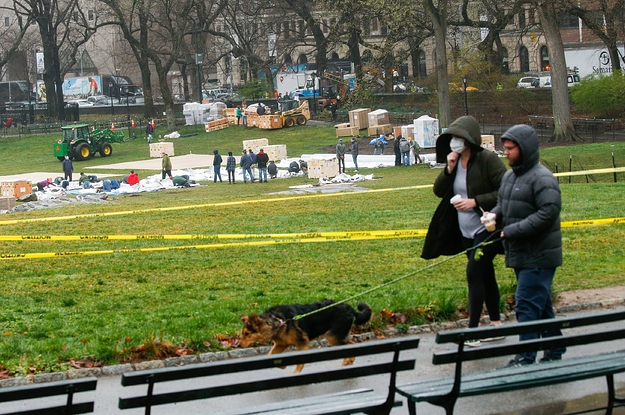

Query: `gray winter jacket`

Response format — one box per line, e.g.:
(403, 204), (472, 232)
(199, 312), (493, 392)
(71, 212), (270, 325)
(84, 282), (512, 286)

(492, 124), (562, 269)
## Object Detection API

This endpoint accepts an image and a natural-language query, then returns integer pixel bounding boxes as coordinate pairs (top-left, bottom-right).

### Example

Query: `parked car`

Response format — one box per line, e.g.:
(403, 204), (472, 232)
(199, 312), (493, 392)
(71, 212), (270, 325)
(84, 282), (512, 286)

(87, 95), (112, 106)
(68, 99), (94, 108)
(517, 77), (539, 88)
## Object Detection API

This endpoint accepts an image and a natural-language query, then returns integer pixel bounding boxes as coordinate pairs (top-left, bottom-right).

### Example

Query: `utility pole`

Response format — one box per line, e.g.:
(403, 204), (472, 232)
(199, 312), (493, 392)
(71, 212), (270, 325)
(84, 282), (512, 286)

(195, 23), (203, 103)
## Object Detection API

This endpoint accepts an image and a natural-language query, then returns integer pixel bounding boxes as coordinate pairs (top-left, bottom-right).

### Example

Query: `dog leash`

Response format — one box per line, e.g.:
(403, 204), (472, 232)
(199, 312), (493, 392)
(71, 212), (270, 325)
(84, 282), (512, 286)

(291, 234), (503, 322)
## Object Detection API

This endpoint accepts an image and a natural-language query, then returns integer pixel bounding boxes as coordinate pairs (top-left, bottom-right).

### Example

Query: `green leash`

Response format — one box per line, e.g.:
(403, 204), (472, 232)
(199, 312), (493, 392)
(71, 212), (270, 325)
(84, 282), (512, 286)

(292, 237), (502, 321)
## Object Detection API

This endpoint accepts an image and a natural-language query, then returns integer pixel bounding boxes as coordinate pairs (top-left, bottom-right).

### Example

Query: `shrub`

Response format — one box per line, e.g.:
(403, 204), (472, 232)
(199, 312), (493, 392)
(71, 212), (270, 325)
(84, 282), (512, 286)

(571, 72), (625, 118)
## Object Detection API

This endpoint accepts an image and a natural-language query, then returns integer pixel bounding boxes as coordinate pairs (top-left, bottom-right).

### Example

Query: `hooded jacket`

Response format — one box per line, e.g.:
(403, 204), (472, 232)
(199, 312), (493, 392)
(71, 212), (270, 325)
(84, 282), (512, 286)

(213, 150), (223, 166)
(422, 115), (506, 259)
(336, 139), (346, 157)
(256, 150), (269, 168)
(492, 124), (562, 269)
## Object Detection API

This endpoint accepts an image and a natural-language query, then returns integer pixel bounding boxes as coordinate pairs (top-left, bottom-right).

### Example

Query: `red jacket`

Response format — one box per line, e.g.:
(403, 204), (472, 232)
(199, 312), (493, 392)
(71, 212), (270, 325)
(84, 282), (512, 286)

(127, 173), (139, 186)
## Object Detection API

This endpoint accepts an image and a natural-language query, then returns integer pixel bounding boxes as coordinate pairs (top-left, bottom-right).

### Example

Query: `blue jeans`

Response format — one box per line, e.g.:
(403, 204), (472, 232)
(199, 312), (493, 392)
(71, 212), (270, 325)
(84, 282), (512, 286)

(243, 167), (254, 182)
(515, 267), (566, 362)
(401, 151), (410, 165)
(214, 166), (222, 182)
(352, 154), (359, 170)
(258, 167), (267, 182)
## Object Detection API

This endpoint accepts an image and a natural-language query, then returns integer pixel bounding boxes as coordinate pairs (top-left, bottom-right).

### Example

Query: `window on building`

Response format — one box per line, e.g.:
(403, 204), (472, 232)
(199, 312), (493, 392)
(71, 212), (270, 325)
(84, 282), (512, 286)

(298, 20), (305, 37)
(518, 10), (526, 28)
(371, 18), (378, 32)
(581, 11), (605, 28)
(283, 21), (290, 39)
(362, 18), (370, 35)
(540, 46), (550, 71)
(500, 47), (509, 74)
(73, 12), (79, 22)
(558, 12), (579, 28)
(417, 50), (427, 79)
(381, 24), (388, 35)
(520, 46), (530, 72)
(298, 54), (308, 64)
(322, 19), (328, 33)
(88, 10), (94, 20)
(4, 17), (9, 27)
(528, 8), (535, 25)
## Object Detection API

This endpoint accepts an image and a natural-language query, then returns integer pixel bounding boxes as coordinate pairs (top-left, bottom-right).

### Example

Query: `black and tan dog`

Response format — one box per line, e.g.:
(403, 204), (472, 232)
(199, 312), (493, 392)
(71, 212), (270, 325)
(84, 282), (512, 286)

(240, 299), (372, 372)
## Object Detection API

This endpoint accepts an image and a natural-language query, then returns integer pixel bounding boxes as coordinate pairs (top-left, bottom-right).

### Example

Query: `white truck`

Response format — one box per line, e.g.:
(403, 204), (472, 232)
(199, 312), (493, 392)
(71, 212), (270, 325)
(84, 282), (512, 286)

(564, 46), (623, 78)
(275, 71), (316, 98)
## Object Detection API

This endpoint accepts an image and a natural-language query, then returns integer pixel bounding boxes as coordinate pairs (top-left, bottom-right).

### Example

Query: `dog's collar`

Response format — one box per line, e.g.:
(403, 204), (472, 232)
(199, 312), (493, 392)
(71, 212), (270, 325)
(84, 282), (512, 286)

(270, 315), (286, 327)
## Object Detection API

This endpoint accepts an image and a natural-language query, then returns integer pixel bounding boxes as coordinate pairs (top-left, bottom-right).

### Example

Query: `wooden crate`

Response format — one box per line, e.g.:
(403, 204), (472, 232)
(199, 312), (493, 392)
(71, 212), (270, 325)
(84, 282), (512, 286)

(367, 124), (393, 136)
(0, 196), (16, 210)
(308, 157), (339, 179)
(481, 134), (496, 151)
(258, 115), (283, 130)
(204, 118), (229, 132)
(243, 138), (269, 153)
(401, 125), (415, 140)
(149, 142), (175, 158)
(368, 109), (390, 127)
(1, 181), (32, 199)
(349, 108), (370, 130)
(264, 144), (287, 161)
(336, 126), (360, 138)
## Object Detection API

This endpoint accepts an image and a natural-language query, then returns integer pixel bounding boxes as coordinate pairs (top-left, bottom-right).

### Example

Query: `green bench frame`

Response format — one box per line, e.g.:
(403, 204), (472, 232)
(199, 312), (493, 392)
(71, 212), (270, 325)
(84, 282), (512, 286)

(119, 336), (420, 415)
(396, 309), (625, 415)
(0, 377), (97, 415)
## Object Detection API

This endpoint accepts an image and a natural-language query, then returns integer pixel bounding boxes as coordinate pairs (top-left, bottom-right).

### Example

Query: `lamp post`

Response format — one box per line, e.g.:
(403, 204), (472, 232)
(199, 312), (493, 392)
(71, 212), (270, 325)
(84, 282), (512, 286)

(109, 82), (114, 116)
(462, 75), (469, 115)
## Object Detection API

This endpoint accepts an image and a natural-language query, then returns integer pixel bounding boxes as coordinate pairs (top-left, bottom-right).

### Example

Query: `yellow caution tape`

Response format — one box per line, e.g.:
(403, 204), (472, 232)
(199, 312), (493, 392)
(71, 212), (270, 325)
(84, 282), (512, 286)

(0, 229), (429, 241)
(561, 217), (625, 227)
(0, 232), (425, 260)
(553, 166), (625, 177)
(0, 185), (434, 226)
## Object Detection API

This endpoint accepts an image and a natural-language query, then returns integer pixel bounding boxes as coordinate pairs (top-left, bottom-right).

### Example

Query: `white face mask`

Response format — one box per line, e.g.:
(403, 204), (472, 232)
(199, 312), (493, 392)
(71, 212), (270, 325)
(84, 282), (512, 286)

(450, 137), (466, 153)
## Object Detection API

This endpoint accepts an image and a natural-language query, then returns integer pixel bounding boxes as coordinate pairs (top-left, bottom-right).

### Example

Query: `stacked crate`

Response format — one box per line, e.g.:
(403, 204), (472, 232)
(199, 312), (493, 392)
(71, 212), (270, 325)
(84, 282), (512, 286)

(1, 180), (32, 200)
(263, 145), (287, 161)
(242, 138), (269, 153)
(335, 123), (360, 138)
(204, 118), (229, 132)
(367, 109), (392, 136)
(348, 108), (370, 130)
(225, 108), (238, 125)
(149, 142), (175, 158)
(258, 115), (283, 130)
(308, 157), (339, 179)
(0, 196), (15, 210)
(367, 124), (393, 136)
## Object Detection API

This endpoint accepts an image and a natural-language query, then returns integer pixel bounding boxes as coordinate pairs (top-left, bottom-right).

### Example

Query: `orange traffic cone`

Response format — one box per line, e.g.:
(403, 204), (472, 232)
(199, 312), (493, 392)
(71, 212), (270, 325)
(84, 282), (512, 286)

(131, 119), (135, 128)
(111, 122), (115, 130)
(151, 119), (155, 128)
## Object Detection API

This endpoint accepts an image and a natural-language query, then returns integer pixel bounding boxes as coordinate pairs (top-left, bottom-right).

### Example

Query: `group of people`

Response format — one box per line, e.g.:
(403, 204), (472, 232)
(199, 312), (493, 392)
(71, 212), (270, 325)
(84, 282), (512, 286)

(393, 134), (422, 166)
(335, 136), (359, 173)
(236, 148), (273, 183)
(423, 115), (564, 367)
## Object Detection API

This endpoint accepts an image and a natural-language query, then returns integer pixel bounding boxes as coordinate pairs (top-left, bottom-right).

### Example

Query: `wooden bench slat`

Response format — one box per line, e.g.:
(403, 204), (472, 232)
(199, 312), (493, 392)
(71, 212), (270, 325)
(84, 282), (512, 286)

(2, 402), (95, 415)
(119, 359), (415, 409)
(436, 308), (625, 343)
(0, 378), (98, 402)
(121, 336), (420, 386)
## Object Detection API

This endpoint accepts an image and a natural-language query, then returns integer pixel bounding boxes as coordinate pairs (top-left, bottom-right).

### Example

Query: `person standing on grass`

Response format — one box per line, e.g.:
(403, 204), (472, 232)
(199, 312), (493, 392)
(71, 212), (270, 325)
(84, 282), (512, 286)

(490, 124), (565, 367)
(422, 115), (507, 348)
(162, 153), (172, 180)
(146, 122), (154, 144)
(240, 150), (254, 183)
(256, 148), (269, 183)
(213, 149), (223, 183)
(393, 133), (402, 166)
(336, 138), (346, 173)
(350, 136), (359, 172)
(226, 151), (236, 184)
(62, 156), (73, 181)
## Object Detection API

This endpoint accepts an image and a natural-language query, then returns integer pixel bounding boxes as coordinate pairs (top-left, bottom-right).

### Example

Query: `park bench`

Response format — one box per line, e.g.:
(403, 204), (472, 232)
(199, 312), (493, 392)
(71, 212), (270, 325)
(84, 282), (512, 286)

(0, 377), (97, 415)
(396, 308), (625, 415)
(118, 335), (420, 415)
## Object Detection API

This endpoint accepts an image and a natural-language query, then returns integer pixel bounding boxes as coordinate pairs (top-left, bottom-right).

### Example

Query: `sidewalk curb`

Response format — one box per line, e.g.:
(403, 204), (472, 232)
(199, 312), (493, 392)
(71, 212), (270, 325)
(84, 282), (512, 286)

(2, 297), (624, 388)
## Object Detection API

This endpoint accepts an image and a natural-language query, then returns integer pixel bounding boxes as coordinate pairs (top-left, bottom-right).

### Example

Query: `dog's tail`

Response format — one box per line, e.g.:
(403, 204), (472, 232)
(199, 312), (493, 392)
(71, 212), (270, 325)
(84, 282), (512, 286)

(354, 302), (372, 325)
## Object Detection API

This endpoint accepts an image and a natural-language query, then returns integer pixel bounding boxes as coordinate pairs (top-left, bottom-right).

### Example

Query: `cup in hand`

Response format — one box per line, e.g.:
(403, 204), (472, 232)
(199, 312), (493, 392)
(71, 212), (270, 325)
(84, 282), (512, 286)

(481, 212), (497, 232)
(450, 194), (462, 204)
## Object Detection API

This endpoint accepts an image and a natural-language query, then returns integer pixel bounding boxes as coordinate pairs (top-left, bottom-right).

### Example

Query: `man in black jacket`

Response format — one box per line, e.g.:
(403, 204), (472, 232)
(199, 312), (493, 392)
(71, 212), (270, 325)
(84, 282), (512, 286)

(491, 124), (565, 367)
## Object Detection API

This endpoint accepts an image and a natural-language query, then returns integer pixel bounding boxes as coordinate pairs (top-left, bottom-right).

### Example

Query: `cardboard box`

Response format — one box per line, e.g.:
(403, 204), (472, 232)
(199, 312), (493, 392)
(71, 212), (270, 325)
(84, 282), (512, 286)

(401, 125), (415, 140)
(348, 108), (370, 130)
(264, 144), (287, 161)
(334, 122), (351, 129)
(367, 109), (390, 127)
(0, 196), (16, 209)
(243, 139), (269, 153)
(393, 126), (402, 138)
(367, 124), (393, 136)
(1, 181), (32, 200)
(149, 142), (174, 158)
(481, 134), (495, 151)
(308, 157), (339, 179)
(336, 126), (360, 138)
(204, 118), (229, 132)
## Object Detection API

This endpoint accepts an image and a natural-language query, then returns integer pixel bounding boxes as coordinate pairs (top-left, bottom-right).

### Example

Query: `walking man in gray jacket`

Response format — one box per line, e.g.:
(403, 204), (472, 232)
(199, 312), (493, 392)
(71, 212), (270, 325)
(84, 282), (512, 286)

(491, 124), (565, 367)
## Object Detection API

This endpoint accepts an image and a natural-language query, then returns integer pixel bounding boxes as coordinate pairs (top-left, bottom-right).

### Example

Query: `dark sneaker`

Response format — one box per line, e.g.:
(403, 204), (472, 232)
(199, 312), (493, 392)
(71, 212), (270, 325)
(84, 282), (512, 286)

(540, 355), (562, 363)
(505, 355), (535, 368)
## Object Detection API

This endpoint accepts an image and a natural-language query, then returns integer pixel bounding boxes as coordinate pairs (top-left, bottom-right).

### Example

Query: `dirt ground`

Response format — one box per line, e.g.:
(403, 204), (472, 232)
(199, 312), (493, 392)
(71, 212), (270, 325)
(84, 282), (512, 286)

(554, 286), (625, 308)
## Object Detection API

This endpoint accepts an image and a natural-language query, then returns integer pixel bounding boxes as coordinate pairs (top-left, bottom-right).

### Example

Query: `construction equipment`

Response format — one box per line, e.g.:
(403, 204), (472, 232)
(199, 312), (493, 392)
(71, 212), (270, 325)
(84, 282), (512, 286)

(53, 123), (125, 161)
(279, 99), (310, 127)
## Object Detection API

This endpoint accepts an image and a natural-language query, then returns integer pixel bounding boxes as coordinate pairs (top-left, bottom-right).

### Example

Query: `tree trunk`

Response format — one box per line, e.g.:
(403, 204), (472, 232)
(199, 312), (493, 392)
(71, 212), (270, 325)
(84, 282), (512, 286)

(426, 0), (451, 128)
(537, 1), (579, 142)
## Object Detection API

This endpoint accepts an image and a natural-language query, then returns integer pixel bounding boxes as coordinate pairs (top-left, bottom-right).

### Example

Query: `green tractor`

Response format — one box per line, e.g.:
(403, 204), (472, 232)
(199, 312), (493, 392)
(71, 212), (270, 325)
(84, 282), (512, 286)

(53, 123), (125, 161)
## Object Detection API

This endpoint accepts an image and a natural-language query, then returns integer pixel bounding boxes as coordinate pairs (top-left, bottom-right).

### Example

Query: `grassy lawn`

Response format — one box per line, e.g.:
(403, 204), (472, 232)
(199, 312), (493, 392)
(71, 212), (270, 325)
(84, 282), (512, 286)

(0, 124), (624, 376)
